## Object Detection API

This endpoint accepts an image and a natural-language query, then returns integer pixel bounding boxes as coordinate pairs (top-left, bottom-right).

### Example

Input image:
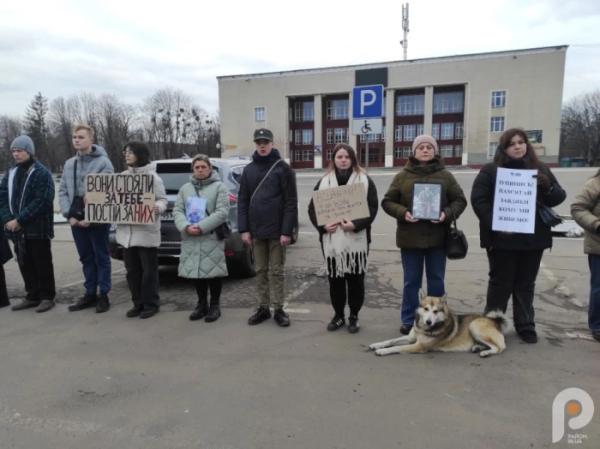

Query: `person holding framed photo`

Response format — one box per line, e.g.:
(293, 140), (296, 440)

(381, 135), (466, 335)
(174, 154), (230, 323)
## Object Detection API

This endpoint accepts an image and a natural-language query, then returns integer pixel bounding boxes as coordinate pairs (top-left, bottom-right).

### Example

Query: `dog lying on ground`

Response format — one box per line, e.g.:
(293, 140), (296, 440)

(369, 293), (507, 358)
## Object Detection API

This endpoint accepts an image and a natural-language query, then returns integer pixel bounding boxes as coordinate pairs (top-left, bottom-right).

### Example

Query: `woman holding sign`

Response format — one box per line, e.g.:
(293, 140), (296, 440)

(174, 154), (230, 323)
(471, 128), (566, 343)
(308, 143), (378, 333)
(381, 135), (467, 335)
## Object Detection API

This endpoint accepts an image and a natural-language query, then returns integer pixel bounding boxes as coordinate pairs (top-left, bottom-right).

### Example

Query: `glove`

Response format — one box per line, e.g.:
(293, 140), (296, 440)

(536, 173), (551, 193)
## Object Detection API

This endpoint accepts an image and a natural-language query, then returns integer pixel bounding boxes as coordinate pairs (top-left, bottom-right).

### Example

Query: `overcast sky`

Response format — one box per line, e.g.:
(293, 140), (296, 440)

(1, 0), (599, 118)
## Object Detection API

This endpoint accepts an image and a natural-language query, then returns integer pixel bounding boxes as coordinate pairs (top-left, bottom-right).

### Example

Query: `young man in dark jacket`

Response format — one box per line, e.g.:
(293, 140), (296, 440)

(238, 128), (298, 327)
(0, 135), (56, 313)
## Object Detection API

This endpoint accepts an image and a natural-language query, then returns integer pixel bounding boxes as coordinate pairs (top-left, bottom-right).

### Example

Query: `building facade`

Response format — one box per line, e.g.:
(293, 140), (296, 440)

(218, 46), (567, 168)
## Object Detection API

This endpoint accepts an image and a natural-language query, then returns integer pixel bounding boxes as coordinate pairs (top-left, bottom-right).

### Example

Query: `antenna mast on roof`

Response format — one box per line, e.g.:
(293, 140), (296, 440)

(400, 3), (409, 60)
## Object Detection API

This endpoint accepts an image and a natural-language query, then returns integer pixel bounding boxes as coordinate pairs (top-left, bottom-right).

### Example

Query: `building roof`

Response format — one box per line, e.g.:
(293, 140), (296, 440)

(217, 45), (568, 80)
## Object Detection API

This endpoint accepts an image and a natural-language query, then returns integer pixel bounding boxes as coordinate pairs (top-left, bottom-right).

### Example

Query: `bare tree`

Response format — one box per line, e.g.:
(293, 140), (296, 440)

(94, 94), (136, 170)
(561, 90), (600, 165)
(48, 96), (77, 170)
(142, 88), (219, 159)
(0, 115), (22, 169)
(23, 92), (53, 168)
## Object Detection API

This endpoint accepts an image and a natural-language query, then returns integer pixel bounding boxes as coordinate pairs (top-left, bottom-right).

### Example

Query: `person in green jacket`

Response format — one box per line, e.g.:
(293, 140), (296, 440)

(381, 135), (467, 334)
(173, 154), (230, 323)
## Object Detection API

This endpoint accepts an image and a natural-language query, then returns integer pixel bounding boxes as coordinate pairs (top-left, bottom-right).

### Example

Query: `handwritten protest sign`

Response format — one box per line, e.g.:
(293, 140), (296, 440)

(312, 183), (369, 226)
(492, 167), (537, 234)
(85, 174), (156, 224)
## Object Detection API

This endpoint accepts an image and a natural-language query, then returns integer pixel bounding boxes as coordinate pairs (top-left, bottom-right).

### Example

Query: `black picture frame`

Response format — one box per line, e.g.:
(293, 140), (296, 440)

(411, 182), (442, 220)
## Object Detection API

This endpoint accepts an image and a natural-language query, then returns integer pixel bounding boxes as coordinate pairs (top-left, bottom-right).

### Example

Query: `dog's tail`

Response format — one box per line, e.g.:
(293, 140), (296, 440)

(485, 310), (509, 334)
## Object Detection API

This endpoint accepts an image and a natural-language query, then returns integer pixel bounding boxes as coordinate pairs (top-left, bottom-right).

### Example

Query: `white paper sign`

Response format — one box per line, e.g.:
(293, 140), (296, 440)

(492, 168), (537, 234)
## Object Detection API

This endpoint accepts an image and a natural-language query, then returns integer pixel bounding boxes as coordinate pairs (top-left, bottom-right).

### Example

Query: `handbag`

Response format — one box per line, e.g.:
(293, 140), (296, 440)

(67, 160), (85, 220)
(538, 204), (562, 227)
(446, 219), (468, 260)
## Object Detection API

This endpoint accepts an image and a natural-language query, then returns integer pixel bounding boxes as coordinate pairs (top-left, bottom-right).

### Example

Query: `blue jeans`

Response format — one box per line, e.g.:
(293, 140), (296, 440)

(72, 224), (111, 296)
(400, 247), (446, 326)
(588, 255), (600, 332)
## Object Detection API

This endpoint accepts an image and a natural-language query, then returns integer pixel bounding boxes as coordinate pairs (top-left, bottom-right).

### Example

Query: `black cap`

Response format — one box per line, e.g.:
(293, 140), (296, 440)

(253, 128), (273, 142)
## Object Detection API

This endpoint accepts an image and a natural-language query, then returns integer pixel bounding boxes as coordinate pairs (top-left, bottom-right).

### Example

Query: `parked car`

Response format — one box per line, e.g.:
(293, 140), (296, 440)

(108, 157), (256, 278)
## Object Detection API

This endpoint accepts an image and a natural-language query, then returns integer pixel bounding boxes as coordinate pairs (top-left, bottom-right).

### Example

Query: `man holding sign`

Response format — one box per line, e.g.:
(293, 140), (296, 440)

(308, 144), (378, 333)
(116, 142), (167, 319)
(471, 128), (566, 343)
(59, 124), (114, 314)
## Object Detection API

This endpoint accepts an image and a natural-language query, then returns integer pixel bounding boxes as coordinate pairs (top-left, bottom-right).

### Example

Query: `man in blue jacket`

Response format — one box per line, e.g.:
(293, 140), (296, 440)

(0, 135), (56, 313)
(238, 128), (298, 327)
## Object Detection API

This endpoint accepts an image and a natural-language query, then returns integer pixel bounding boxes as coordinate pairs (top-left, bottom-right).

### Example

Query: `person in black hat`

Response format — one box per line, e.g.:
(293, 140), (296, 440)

(0, 135), (56, 313)
(238, 128), (298, 327)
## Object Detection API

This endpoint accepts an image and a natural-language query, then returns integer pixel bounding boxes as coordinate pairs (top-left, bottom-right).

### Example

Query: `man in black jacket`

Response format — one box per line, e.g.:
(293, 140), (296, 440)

(238, 129), (298, 327)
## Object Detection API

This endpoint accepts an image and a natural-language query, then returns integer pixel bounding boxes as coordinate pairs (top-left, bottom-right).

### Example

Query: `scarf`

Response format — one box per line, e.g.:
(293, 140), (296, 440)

(319, 170), (369, 277)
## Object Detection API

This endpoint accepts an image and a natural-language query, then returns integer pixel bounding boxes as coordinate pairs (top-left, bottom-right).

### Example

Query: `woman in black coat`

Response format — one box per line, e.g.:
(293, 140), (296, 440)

(471, 128), (566, 343)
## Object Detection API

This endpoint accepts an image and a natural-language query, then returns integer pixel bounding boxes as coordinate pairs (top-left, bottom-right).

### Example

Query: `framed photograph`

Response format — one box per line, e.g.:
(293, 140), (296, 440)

(411, 182), (442, 220)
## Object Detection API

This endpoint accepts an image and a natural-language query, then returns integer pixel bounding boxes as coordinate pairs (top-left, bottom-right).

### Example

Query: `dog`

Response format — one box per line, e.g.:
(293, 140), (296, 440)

(369, 293), (508, 358)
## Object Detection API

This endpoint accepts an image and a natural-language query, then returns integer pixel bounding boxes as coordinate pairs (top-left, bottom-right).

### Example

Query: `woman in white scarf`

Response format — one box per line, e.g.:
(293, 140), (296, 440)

(308, 144), (378, 333)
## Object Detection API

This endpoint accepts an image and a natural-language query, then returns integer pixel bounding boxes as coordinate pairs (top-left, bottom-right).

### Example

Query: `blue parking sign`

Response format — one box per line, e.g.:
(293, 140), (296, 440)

(352, 85), (384, 119)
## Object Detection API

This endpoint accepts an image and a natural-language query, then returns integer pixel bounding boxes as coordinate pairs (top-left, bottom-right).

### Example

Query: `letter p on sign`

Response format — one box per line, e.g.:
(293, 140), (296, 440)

(352, 85), (384, 119)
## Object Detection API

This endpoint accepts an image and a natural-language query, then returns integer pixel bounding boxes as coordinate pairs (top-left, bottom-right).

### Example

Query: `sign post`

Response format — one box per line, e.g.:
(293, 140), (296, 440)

(352, 85), (384, 168)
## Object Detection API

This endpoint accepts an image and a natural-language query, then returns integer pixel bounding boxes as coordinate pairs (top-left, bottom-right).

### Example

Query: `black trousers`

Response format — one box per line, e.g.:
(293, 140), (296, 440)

(328, 273), (365, 318)
(195, 278), (222, 306)
(123, 247), (160, 309)
(15, 239), (56, 302)
(0, 265), (8, 306)
(485, 248), (544, 333)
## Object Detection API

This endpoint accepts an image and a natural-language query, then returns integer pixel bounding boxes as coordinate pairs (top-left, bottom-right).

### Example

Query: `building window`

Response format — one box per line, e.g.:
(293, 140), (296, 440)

(454, 145), (463, 157)
(254, 107), (265, 122)
(432, 123), (440, 140)
(335, 128), (348, 143)
(302, 129), (313, 145)
(440, 145), (454, 158)
(395, 125), (402, 142)
(294, 101), (314, 122)
(403, 124), (417, 141)
(360, 133), (380, 143)
(433, 91), (464, 114)
(327, 128), (348, 144)
(490, 116), (505, 133)
(488, 142), (498, 159)
(294, 149), (313, 161)
(327, 99), (349, 120)
(416, 124), (424, 136)
(455, 123), (464, 139)
(294, 130), (301, 145)
(491, 91), (506, 108)
(394, 146), (412, 159)
(396, 94), (425, 116)
(526, 129), (543, 143)
(326, 149), (333, 160)
(441, 123), (454, 140)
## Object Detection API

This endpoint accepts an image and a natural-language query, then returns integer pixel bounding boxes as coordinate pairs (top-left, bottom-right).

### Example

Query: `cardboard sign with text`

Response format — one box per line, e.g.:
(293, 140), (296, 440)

(85, 174), (156, 224)
(312, 183), (370, 226)
(492, 167), (537, 234)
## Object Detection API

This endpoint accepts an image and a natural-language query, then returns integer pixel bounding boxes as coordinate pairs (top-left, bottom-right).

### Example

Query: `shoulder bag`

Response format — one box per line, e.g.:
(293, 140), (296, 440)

(446, 219), (468, 260)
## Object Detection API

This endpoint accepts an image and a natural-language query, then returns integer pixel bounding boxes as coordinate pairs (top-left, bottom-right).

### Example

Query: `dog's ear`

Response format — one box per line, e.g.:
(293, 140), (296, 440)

(439, 294), (448, 305)
(419, 289), (425, 301)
